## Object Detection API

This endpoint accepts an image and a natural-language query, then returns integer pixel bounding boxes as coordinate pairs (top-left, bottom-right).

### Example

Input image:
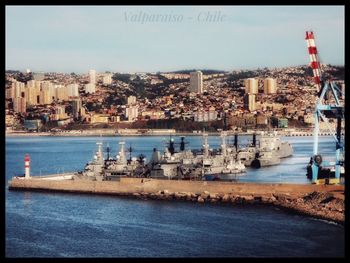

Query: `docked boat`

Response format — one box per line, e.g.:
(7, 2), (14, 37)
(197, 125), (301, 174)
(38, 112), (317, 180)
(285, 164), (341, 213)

(251, 150), (281, 168)
(148, 133), (246, 180)
(259, 131), (293, 159)
(237, 131), (293, 168)
(74, 131), (292, 181)
(75, 141), (145, 181)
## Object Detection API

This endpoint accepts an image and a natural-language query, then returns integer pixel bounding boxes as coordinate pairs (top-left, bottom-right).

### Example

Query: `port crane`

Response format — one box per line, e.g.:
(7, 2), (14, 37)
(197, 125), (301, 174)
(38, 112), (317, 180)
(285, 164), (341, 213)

(305, 31), (344, 184)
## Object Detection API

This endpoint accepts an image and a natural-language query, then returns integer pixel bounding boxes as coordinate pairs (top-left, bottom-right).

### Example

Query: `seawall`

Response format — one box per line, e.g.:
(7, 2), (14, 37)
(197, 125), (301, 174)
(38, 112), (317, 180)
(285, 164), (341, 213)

(8, 177), (345, 224)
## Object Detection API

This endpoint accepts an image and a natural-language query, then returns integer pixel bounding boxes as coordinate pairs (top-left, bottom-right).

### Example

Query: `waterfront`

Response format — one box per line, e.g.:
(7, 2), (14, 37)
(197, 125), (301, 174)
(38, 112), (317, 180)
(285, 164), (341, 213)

(5, 136), (344, 257)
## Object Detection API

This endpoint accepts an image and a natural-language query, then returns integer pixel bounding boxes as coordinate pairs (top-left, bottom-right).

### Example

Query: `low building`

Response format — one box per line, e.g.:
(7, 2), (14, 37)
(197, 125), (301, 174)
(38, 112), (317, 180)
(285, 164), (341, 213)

(23, 119), (42, 131)
(256, 114), (268, 126)
(91, 114), (109, 124)
(57, 118), (72, 127)
(5, 114), (14, 127)
(278, 118), (288, 128)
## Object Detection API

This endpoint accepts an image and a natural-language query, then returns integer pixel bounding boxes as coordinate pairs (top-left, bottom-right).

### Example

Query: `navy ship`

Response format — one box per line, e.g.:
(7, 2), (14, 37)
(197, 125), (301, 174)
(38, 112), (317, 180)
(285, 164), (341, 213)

(74, 131), (293, 181)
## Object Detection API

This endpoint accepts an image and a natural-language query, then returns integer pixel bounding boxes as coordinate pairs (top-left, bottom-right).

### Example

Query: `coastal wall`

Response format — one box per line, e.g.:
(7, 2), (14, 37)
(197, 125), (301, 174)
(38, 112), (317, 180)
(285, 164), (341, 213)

(9, 177), (343, 197)
(8, 177), (345, 224)
(6, 130), (339, 137)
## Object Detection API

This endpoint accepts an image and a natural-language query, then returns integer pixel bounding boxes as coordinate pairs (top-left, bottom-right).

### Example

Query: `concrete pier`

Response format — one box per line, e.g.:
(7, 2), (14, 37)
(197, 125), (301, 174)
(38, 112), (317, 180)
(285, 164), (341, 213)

(8, 176), (345, 224)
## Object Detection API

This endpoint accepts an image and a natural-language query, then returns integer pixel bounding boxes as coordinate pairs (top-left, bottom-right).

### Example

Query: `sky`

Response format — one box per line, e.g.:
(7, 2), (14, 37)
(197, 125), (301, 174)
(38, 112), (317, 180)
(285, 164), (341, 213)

(5, 5), (344, 73)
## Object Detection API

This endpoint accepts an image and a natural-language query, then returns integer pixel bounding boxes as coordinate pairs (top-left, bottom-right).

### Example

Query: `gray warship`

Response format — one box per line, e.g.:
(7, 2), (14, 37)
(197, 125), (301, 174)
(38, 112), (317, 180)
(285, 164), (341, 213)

(148, 133), (246, 180)
(236, 131), (293, 168)
(73, 131), (293, 181)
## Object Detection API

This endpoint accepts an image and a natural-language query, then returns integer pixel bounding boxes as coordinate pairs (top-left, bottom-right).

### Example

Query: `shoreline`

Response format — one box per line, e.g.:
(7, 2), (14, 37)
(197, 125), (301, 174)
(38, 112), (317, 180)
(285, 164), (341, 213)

(5, 131), (336, 137)
(8, 177), (344, 225)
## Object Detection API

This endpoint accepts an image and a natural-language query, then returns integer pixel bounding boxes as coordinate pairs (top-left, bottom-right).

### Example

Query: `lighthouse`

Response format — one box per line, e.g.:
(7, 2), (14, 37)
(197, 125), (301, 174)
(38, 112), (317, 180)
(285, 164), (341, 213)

(24, 154), (30, 179)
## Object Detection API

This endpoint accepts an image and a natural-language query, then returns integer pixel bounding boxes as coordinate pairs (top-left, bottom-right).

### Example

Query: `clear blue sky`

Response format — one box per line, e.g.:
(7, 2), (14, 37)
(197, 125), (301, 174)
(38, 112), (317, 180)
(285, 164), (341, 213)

(6, 5), (344, 73)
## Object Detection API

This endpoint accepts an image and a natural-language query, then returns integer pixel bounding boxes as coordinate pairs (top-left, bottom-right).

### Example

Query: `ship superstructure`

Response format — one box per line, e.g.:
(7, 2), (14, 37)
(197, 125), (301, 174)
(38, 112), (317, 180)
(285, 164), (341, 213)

(73, 131), (293, 181)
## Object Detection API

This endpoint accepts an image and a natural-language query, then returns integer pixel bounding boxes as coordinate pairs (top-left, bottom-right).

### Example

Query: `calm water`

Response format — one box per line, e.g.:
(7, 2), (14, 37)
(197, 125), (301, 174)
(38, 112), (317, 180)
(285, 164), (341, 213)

(5, 135), (344, 257)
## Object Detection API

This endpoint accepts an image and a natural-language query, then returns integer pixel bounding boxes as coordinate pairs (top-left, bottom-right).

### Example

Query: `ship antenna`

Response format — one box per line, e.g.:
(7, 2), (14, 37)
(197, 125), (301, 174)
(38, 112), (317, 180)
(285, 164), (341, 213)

(129, 143), (132, 162)
(106, 143), (110, 160)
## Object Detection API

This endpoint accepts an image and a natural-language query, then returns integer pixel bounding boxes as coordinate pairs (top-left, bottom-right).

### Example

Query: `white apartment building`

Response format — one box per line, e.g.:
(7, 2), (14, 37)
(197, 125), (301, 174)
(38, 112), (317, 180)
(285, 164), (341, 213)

(190, 71), (203, 94)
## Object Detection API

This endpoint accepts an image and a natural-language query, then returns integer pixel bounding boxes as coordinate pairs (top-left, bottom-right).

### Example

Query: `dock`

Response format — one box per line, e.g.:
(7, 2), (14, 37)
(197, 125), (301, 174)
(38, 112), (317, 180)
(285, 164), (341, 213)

(8, 175), (345, 224)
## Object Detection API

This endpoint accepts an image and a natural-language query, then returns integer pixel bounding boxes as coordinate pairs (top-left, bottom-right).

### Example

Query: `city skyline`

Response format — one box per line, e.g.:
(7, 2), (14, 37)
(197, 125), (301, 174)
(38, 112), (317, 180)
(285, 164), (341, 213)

(6, 5), (344, 73)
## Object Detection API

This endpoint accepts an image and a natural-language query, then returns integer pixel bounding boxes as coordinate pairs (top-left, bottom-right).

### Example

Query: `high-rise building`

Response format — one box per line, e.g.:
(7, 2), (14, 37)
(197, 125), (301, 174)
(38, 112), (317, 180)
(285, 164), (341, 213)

(25, 85), (38, 106)
(244, 94), (256, 112)
(244, 78), (258, 94)
(13, 97), (26, 113)
(85, 83), (96, 94)
(26, 80), (41, 104)
(264, 78), (277, 94)
(39, 89), (51, 105)
(127, 95), (137, 105)
(67, 83), (79, 98)
(126, 106), (138, 122)
(72, 98), (82, 119)
(55, 85), (68, 101)
(103, 74), (112, 85)
(26, 80), (35, 88)
(89, 69), (96, 84)
(12, 81), (25, 99)
(190, 71), (203, 93)
(39, 81), (53, 105)
(6, 86), (14, 100)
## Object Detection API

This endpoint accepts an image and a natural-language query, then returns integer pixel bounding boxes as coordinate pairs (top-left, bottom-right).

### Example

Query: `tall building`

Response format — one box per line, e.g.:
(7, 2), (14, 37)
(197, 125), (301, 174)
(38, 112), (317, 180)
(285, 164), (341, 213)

(244, 78), (258, 94)
(126, 106), (138, 122)
(85, 83), (96, 94)
(67, 83), (79, 98)
(13, 97), (26, 113)
(127, 95), (137, 105)
(26, 80), (42, 104)
(190, 71), (203, 93)
(103, 74), (112, 85)
(12, 81), (25, 99)
(25, 84), (39, 106)
(6, 86), (14, 100)
(56, 85), (68, 101)
(244, 94), (256, 112)
(39, 89), (51, 105)
(72, 98), (82, 119)
(89, 69), (96, 84)
(26, 80), (35, 88)
(264, 78), (277, 94)
(39, 81), (53, 105)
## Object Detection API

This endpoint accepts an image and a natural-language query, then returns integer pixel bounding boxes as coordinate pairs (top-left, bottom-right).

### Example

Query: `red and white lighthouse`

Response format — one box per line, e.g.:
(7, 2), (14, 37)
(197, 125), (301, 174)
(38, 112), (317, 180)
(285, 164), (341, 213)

(24, 154), (30, 179)
(305, 31), (323, 92)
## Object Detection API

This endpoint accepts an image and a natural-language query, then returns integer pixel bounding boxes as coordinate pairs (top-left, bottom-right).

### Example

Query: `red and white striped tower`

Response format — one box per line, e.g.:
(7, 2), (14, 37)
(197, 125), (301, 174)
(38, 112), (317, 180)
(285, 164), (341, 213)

(24, 154), (30, 179)
(305, 31), (323, 92)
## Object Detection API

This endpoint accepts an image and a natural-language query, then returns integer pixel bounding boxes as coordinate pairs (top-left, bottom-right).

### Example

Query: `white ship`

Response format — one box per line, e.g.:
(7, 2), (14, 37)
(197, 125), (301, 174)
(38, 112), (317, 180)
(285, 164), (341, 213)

(237, 131), (293, 168)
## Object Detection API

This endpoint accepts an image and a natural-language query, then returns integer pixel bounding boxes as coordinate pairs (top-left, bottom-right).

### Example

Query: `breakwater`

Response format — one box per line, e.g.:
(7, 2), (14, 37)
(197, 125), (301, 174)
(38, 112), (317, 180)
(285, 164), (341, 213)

(6, 130), (340, 137)
(8, 177), (344, 224)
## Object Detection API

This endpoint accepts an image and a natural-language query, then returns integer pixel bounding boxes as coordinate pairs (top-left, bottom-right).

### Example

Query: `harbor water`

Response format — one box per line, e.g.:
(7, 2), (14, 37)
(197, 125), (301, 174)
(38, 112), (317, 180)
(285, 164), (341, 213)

(5, 135), (344, 257)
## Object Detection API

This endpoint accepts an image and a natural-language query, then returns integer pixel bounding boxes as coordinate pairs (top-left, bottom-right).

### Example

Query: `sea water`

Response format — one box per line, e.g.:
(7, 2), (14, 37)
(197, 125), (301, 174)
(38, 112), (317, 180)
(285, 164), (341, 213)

(5, 136), (344, 257)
